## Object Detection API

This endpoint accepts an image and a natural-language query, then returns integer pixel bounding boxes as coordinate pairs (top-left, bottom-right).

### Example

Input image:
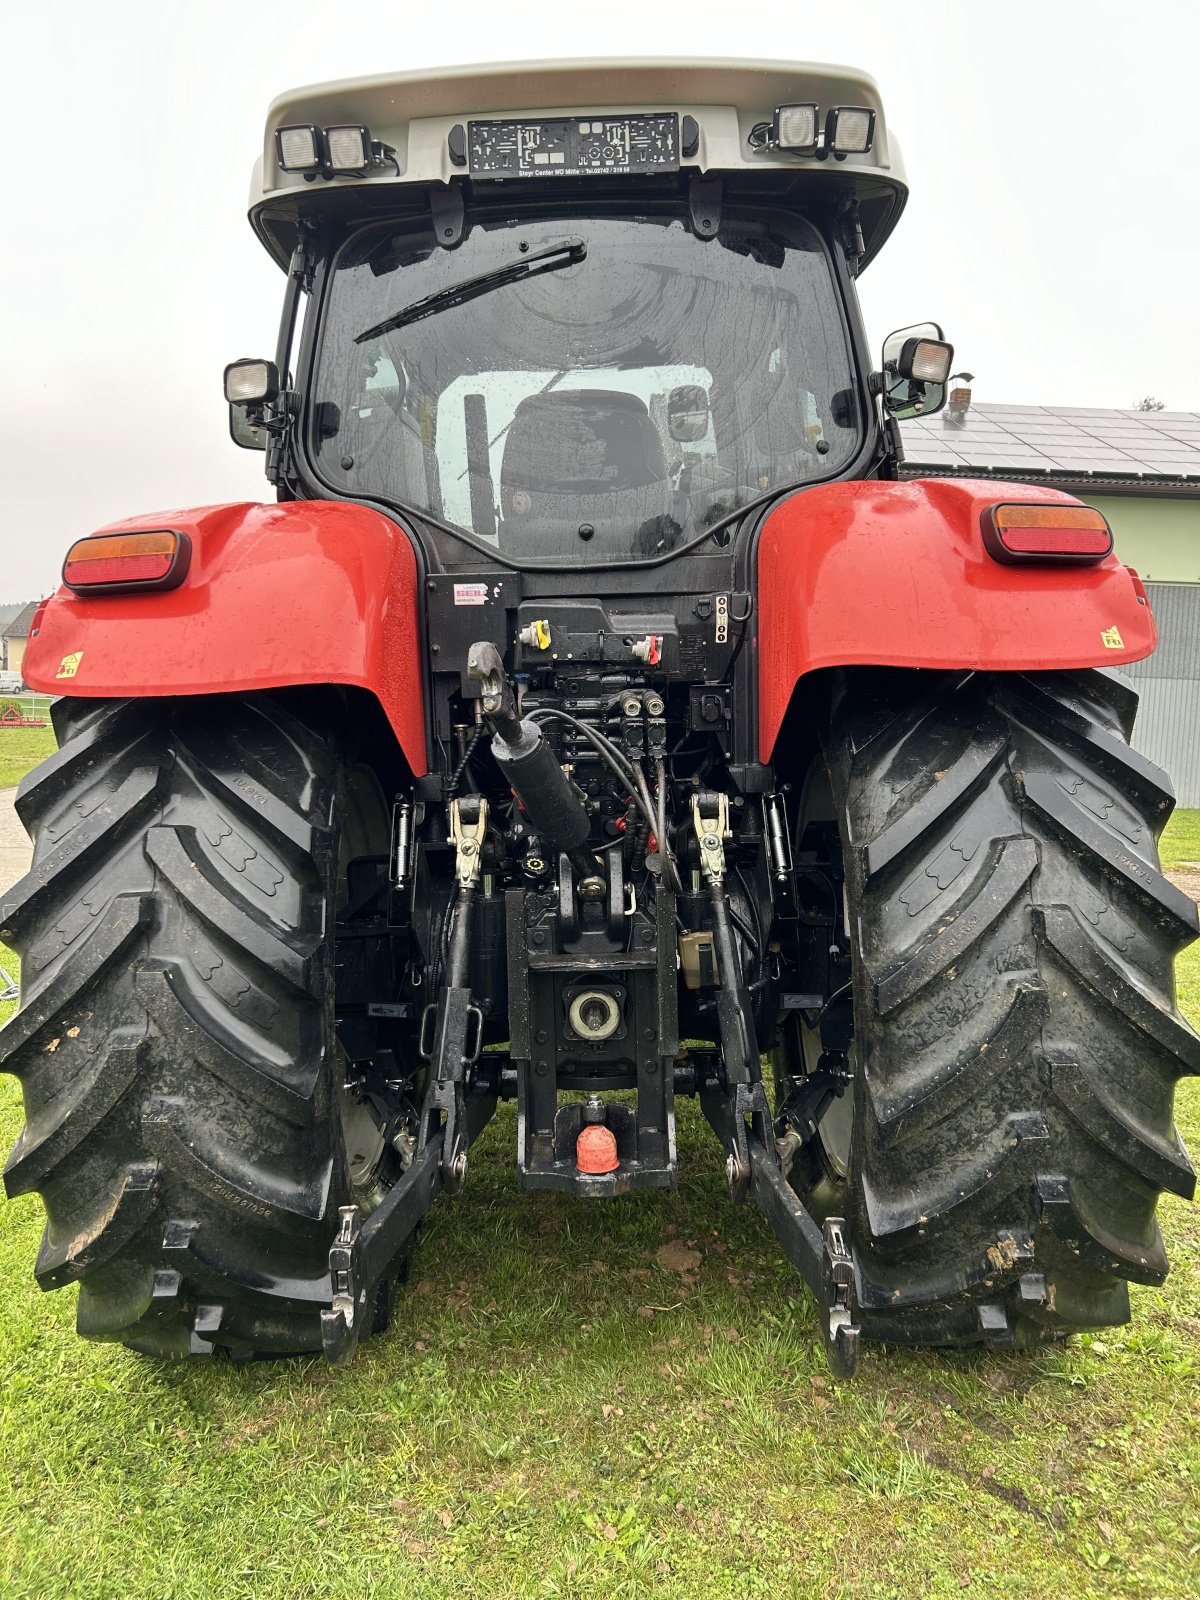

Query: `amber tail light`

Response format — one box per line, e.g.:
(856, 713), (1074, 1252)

(63, 531), (191, 594)
(982, 503), (1113, 565)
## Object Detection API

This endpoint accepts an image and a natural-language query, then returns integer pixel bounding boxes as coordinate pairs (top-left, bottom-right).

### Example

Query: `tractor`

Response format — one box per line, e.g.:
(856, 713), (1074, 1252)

(3, 59), (1196, 1374)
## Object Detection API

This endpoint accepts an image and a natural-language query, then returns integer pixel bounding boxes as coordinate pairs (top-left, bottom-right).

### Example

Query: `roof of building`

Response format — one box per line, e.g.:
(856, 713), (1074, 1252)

(901, 404), (1200, 495)
(2, 602), (39, 640)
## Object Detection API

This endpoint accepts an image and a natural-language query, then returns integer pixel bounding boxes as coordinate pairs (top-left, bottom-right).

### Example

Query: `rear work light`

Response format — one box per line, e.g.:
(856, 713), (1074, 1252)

(275, 121), (398, 180)
(325, 125), (371, 175)
(276, 124), (323, 172)
(825, 105), (876, 155)
(63, 530), (191, 594)
(982, 503), (1114, 565)
(773, 103), (819, 153)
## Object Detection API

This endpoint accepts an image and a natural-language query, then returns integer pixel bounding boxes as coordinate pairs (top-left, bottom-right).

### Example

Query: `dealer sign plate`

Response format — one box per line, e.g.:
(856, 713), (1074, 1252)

(468, 113), (679, 177)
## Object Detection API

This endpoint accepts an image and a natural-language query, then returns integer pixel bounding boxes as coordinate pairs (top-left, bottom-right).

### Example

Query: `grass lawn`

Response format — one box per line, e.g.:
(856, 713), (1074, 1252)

(0, 725), (56, 790)
(0, 768), (1197, 1595)
(1160, 807), (1200, 873)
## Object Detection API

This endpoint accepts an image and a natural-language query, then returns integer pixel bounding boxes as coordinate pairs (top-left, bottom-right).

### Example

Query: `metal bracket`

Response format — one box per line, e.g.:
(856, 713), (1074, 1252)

(820, 1217), (861, 1378)
(321, 1135), (443, 1364)
(725, 1080), (772, 1202)
(450, 795), (489, 889)
(688, 174), (723, 240)
(691, 792), (730, 884)
(429, 182), (465, 248)
(699, 1078), (863, 1376)
(837, 195), (866, 275)
(321, 1206), (366, 1363)
(466, 640), (518, 723)
(774, 1057), (849, 1151)
(321, 1083), (498, 1364)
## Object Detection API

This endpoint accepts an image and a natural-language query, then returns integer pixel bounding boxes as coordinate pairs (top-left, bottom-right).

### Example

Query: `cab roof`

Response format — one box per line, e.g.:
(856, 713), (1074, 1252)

(251, 58), (906, 271)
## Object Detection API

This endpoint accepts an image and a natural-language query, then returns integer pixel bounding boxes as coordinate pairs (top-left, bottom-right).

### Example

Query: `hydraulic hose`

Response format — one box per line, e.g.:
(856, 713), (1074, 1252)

(489, 715), (604, 884)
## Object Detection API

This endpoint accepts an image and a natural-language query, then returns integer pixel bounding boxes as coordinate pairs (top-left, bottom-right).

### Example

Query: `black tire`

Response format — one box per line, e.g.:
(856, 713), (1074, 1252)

(0, 694), (374, 1358)
(791, 667), (1199, 1348)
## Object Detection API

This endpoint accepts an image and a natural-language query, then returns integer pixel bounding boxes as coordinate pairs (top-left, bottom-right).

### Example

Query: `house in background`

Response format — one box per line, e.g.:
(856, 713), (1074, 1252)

(0, 604), (27, 670)
(0, 602), (39, 680)
(902, 404), (1200, 804)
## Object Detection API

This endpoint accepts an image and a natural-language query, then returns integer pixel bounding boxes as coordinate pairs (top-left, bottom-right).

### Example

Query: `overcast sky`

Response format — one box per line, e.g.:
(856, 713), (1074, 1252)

(2, 0), (1197, 600)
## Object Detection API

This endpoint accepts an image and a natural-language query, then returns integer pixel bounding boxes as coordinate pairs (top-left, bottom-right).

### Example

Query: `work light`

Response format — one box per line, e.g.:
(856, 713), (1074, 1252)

(772, 103), (819, 153)
(325, 125), (371, 175)
(899, 338), (953, 385)
(825, 106), (876, 154)
(275, 124), (323, 172)
(224, 358), (280, 405)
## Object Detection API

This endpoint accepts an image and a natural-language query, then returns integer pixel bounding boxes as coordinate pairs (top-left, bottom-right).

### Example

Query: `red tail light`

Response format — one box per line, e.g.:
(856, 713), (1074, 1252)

(63, 531), (191, 594)
(982, 503), (1113, 565)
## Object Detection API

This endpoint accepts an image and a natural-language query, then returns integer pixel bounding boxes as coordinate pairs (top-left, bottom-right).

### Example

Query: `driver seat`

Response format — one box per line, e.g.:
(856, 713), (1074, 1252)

(500, 389), (673, 549)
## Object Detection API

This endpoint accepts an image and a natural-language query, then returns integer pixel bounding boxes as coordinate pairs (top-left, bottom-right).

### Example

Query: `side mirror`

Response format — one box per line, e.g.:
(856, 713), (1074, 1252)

(229, 403), (268, 451)
(879, 322), (954, 420)
(667, 384), (710, 442)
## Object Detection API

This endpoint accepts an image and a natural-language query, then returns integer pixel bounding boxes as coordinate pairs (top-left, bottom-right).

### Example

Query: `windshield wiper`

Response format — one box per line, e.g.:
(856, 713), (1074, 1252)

(354, 237), (587, 344)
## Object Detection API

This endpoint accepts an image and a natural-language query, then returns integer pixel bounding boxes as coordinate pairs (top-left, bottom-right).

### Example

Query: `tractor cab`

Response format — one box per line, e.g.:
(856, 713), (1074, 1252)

(229, 59), (947, 568)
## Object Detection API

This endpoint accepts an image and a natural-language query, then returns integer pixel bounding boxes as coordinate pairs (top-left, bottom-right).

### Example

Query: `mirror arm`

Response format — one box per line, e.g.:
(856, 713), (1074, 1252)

(264, 391), (300, 489)
(884, 414), (905, 467)
(837, 196), (865, 275)
(274, 223), (316, 376)
(261, 222), (316, 488)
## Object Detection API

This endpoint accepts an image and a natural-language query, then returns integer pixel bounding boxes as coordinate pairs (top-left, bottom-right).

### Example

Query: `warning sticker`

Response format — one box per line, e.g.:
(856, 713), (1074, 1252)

(453, 583), (489, 606)
(56, 651), (84, 679)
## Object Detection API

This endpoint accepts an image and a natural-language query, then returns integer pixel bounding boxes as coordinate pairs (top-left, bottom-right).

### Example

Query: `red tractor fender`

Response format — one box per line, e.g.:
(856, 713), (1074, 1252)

(23, 500), (429, 775)
(756, 477), (1157, 761)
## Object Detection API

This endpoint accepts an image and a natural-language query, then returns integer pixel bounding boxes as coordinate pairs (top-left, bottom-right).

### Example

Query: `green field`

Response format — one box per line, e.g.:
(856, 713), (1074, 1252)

(1160, 808), (1200, 874)
(0, 774), (1197, 1596)
(0, 723), (56, 790)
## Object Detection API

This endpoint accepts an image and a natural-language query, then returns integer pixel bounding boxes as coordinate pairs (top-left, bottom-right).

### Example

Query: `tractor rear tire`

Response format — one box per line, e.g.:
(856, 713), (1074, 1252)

(799, 668), (1199, 1347)
(1, 694), (369, 1358)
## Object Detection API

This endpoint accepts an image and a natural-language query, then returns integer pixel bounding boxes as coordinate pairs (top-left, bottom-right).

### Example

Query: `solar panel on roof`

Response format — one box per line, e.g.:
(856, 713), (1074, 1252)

(900, 404), (1200, 480)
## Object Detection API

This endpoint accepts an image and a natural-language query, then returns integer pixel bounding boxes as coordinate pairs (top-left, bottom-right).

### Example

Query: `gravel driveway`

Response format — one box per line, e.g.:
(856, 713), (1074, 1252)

(0, 788), (32, 898)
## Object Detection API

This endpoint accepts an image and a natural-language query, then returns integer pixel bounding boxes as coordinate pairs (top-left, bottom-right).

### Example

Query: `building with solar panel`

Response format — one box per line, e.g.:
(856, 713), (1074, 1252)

(903, 401), (1200, 804)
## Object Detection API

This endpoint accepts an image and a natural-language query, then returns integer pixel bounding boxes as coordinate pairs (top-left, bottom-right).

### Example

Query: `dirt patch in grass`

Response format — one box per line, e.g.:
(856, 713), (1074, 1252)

(915, 1445), (1046, 1519)
(1166, 866), (1200, 903)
